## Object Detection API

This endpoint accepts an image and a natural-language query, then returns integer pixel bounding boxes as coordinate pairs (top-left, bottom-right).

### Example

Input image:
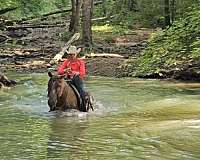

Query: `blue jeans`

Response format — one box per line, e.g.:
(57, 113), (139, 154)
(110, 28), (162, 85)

(70, 75), (85, 98)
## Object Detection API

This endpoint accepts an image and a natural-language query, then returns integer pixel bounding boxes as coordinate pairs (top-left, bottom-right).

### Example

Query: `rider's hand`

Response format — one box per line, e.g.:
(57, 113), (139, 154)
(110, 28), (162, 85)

(64, 68), (71, 73)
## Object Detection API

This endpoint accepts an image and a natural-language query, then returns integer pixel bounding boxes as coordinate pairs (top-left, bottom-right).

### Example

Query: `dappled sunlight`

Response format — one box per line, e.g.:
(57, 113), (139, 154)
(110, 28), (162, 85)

(92, 24), (114, 33)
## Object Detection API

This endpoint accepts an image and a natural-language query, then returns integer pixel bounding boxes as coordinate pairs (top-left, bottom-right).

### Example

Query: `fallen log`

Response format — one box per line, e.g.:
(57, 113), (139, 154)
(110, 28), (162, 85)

(0, 74), (17, 88)
(6, 23), (67, 30)
(20, 8), (72, 22)
(18, 15), (115, 29)
(42, 9), (72, 17)
(49, 33), (81, 65)
(85, 53), (125, 58)
(0, 34), (8, 43)
(92, 15), (115, 22)
(94, 1), (103, 5)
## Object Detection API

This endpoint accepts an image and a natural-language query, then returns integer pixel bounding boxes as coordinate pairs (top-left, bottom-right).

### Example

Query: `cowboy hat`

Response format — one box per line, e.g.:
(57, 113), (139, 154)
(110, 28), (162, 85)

(66, 46), (81, 54)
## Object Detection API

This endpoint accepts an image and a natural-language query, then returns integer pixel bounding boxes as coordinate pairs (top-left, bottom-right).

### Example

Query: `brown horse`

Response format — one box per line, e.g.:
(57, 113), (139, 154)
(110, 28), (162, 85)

(47, 72), (94, 112)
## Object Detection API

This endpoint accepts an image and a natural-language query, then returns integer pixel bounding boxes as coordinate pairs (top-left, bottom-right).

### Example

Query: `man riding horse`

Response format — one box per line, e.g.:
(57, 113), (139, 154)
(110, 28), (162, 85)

(57, 46), (87, 111)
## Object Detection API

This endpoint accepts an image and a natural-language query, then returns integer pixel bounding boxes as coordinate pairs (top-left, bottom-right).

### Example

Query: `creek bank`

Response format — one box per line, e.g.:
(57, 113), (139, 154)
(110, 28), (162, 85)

(0, 19), (153, 77)
(4, 18), (198, 81)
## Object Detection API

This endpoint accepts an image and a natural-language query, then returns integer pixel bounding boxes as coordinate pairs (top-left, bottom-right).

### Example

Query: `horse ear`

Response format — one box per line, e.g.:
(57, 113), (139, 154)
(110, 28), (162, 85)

(48, 72), (53, 77)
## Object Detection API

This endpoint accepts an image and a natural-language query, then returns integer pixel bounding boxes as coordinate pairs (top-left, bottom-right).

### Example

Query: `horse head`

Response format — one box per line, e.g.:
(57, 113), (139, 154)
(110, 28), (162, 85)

(47, 72), (66, 111)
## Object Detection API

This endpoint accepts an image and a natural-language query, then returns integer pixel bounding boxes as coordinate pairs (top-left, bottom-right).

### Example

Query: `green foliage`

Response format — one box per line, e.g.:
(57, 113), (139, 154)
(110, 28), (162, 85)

(1, 0), (199, 28)
(93, 0), (200, 28)
(135, 5), (200, 76)
(0, 0), (17, 8)
(191, 39), (200, 59)
(1, 0), (70, 19)
(116, 58), (137, 77)
(92, 24), (131, 44)
(92, 24), (131, 35)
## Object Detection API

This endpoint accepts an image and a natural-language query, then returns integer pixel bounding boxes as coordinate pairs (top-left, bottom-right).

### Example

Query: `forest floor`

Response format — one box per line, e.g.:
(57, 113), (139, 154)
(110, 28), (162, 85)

(0, 19), (156, 77)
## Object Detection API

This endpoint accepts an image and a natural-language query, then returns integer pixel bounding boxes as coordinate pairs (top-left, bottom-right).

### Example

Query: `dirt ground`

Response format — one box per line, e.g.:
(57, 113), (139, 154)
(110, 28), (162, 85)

(0, 56), (124, 77)
(86, 57), (124, 77)
(0, 23), (156, 77)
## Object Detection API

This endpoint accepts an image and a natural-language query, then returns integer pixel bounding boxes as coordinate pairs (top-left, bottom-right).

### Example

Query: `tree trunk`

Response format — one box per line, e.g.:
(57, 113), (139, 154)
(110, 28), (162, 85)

(69, 0), (76, 32)
(170, 0), (176, 23)
(74, 0), (82, 32)
(102, 0), (107, 16)
(164, 0), (171, 27)
(128, 0), (138, 11)
(69, 0), (82, 33)
(82, 0), (93, 47)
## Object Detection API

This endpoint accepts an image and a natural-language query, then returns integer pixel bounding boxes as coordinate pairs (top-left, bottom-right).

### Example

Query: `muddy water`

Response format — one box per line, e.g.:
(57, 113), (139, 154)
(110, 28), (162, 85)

(0, 73), (200, 160)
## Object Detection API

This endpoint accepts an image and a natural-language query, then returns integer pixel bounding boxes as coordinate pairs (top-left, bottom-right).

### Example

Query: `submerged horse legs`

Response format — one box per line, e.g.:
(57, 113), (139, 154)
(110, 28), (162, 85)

(84, 92), (94, 111)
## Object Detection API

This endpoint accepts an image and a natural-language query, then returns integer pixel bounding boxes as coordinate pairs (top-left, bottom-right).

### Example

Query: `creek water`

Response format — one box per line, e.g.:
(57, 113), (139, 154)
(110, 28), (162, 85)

(0, 72), (200, 160)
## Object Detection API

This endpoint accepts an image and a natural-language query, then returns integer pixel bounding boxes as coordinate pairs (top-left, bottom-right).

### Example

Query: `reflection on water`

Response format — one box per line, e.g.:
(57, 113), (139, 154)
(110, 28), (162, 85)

(0, 73), (200, 159)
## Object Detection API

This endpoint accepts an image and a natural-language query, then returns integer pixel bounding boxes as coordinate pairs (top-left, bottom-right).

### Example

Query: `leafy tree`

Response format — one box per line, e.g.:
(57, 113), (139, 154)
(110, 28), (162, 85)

(135, 4), (200, 76)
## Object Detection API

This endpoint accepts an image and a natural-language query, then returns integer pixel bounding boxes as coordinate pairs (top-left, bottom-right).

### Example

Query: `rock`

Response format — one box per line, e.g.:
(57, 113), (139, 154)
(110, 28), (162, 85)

(0, 74), (17, 87)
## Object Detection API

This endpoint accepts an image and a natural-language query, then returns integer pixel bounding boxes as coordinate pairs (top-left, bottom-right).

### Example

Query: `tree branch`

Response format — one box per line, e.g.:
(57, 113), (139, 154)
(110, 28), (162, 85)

(0, 7), (18, 15)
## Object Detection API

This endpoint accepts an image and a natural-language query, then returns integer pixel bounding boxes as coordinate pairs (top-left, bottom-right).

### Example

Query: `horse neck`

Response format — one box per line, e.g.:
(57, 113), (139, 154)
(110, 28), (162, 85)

(60, 80), (71, 96)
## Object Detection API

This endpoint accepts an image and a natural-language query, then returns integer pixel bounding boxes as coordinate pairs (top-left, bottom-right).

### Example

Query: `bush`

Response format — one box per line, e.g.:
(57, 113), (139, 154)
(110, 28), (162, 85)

(135, 5), (200, 76)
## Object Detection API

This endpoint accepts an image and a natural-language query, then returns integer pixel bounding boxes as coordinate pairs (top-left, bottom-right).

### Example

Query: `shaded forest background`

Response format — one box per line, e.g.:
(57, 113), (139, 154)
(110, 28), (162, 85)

(0, 0), (200, 80)
(1, 0), (198, 27)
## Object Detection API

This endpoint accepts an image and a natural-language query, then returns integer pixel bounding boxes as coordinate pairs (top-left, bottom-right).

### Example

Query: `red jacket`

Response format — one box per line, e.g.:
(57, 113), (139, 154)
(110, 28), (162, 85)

(58, 59), (86, 79)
